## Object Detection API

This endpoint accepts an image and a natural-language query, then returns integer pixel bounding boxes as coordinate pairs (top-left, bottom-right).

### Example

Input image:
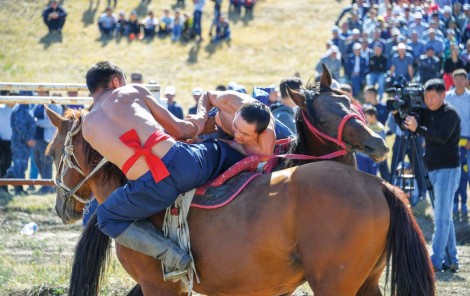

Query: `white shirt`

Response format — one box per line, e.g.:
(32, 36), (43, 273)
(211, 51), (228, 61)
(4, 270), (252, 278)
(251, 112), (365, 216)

(193, 0), (206, 11)
(0, 104), (13, 141)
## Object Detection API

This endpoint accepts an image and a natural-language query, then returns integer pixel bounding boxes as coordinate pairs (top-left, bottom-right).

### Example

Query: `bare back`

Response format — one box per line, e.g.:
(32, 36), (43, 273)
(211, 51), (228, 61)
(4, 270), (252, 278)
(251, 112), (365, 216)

(83, 84), (176, 181)
(208, 91), (277, 158)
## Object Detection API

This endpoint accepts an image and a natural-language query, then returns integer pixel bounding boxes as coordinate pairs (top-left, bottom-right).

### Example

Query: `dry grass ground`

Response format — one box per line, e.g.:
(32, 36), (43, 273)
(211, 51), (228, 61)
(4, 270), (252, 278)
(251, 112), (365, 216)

(1, 0), (470, 295)
(0, 0), (343, 109)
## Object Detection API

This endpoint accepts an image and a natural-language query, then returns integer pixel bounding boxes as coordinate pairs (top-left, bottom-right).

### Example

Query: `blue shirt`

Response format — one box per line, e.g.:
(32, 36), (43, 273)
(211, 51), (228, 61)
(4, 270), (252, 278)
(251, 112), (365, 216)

(425, 39), (445, 56)
(167, 102), (184, 119)
(391, 53), (414, 79)
(407, 40), (425, 61)
(446, 88), (470, 137)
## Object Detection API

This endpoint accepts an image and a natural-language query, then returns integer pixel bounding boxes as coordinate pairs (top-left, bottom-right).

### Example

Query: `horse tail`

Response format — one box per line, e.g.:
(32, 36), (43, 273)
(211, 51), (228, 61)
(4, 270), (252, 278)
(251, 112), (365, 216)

(69, 214), (112, 296)
(126, 284), (143, 296)
(382, 181), (435, 296)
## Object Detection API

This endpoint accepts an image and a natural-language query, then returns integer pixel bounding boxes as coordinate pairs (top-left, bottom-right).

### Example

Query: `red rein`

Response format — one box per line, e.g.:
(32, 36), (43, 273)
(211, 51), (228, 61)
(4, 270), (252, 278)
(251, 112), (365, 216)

(271, 105), (366, 162)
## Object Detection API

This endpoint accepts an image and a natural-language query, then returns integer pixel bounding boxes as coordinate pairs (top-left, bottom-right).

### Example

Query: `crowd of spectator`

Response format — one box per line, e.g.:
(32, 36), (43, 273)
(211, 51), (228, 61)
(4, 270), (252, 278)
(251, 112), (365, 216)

(42, 0), (257, 43)
(316, 0), (470, 99)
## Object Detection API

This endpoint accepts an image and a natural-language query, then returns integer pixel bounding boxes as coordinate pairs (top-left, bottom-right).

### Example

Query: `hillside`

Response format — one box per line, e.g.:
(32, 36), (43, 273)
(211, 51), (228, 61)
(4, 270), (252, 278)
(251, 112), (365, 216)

(0, 0), (344, 108)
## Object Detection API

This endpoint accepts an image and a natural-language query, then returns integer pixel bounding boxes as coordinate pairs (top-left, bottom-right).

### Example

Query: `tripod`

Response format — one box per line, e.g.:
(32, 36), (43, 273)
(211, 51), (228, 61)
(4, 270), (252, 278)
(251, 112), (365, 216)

(391, 129), (453, 266)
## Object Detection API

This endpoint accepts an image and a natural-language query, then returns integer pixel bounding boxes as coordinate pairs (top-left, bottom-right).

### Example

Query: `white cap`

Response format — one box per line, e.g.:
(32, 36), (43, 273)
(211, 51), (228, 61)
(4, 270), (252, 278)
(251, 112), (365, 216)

(352, 28), (361, 35)
(414, 12), (423, 19)
(397, 42), (406, 50)
(192, 87), (204, 96)
(443, 5), (452, 14)
(391, 28), (400, 36)
(353, 42), (362, 50)
(164, 86), (176, 95)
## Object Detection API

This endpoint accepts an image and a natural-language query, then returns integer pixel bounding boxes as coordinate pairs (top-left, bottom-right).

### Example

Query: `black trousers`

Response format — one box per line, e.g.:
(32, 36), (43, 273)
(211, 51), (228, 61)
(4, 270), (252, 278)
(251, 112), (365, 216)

(0, 140), (12, 192)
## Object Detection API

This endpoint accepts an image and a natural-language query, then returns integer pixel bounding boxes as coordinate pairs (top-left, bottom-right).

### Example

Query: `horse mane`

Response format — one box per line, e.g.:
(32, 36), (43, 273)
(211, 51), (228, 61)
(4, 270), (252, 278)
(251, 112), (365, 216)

(284, 80), (352, 168)
(63, 108), (127, 186)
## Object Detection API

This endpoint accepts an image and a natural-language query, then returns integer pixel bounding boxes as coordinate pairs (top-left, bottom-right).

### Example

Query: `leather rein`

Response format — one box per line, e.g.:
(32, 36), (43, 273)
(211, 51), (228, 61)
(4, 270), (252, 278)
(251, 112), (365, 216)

(54, 119), (108, 204)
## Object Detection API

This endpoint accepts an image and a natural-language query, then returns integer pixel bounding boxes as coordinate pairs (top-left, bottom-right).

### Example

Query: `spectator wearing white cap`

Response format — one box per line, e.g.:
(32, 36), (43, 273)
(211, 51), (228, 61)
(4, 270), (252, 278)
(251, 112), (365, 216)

(362, 7), (378, 37)
(330, 26), (347, 57)
(345, 42), (367, 97)
(335, 0), (370, 26)
(369, 28), (386, 52)
(345, 28), (362, 55)
(389, 42), (414, 81)
(384, 27), (402, 59)
(424, 28), (445, 57)
(442, 5), (453, 27)
(316, 45), (342, 80)
(164, 86), (184, 119)
(409, 12), (429, 37)
(347, 9), (363, 32)
(407, 30), (426, 64)
(188, 87), (204, 115)
(458, 3), (470, 32)
(444, 28), (458, 55)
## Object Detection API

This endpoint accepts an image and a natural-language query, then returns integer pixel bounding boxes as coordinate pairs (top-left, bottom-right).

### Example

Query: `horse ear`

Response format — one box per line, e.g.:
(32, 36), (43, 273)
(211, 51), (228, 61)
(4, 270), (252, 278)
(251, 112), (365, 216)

(44, 104), (65, 128)
(286, 87), (307, 108)
(320, 64), (332, 88)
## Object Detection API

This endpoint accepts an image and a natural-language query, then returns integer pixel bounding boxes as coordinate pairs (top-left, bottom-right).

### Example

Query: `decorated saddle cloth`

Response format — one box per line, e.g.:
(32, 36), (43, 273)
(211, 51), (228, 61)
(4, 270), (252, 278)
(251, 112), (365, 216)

(191, 137), (293, 208)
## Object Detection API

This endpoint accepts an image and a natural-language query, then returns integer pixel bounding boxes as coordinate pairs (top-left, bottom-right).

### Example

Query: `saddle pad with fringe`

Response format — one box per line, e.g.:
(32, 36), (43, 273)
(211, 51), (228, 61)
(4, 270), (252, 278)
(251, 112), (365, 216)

(191, 171), (261, 209)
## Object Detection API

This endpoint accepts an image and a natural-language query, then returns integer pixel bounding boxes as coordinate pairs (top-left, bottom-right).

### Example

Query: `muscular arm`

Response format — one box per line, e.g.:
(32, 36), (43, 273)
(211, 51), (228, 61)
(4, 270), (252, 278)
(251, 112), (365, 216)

(196, 90), (254, 121)
(138, 86), (198, 139)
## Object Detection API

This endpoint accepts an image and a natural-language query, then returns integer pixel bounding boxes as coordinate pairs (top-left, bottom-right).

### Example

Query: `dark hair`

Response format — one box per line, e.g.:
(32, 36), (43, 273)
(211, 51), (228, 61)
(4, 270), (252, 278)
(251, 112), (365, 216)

(424, 79), (446, 94)
(238, 101), (271, 134)
(215, 85), (226, 91)
(280, 77), (302, 99)
(85, 61), (126, 94)
(363, 106), (378, 118)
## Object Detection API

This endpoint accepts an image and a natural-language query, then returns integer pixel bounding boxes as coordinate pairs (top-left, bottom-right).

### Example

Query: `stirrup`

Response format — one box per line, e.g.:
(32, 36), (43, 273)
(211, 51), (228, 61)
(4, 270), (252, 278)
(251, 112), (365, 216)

(163, 268), (190, 282)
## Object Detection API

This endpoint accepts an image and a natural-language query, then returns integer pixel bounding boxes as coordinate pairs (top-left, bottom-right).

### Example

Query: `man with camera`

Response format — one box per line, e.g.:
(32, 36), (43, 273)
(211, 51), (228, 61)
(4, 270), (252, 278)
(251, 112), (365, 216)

(396, 79), (461, 272)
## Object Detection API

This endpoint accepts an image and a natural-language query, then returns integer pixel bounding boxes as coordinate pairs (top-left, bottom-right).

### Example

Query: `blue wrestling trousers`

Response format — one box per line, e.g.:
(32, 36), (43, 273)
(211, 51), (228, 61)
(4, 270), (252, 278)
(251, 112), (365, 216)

(97, 140), (244, 238)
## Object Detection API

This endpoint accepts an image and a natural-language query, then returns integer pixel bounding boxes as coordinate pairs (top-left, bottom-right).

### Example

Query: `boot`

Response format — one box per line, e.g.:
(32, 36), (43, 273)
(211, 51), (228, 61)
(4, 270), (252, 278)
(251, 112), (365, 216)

(115, 220), (192, 281)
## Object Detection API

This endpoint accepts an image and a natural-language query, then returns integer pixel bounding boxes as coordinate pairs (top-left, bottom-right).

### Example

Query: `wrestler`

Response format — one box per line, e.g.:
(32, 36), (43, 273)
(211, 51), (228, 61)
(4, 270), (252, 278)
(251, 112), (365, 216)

(191, 91), (293, 161)
(82, 61), (244, 280)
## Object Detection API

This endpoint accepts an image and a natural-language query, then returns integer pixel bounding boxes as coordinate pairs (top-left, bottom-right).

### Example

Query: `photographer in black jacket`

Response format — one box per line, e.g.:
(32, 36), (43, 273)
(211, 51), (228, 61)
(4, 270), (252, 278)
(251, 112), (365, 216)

(395, 78), (461, 272)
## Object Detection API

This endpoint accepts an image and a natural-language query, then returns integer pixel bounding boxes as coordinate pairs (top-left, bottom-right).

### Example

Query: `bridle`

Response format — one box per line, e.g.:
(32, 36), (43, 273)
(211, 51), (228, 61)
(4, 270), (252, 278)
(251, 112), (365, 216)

(301, 88), (366, 156)
(54, 119), (108, 204)
(269, 88), (366, 162)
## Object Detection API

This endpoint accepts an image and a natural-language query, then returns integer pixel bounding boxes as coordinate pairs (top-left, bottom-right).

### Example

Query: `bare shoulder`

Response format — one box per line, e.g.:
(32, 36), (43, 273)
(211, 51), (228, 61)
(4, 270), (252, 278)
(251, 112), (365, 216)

(216, 90), (254, 113)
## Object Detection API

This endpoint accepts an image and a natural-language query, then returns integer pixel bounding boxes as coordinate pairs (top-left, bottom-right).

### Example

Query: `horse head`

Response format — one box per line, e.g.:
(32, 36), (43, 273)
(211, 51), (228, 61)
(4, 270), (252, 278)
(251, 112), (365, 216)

(287, 64), (389, 165)
(46, 106), (126, 224)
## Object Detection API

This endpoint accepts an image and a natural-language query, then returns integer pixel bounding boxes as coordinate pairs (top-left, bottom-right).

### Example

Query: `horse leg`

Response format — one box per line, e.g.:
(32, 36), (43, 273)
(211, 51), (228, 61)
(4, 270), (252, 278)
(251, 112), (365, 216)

(355, 250), (387, 296)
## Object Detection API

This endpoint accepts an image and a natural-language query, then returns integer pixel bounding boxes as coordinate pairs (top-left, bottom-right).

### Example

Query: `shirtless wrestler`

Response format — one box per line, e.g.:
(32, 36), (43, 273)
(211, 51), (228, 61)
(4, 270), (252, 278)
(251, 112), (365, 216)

(82, 61), (244, 280)
(192, 91), (293, 161)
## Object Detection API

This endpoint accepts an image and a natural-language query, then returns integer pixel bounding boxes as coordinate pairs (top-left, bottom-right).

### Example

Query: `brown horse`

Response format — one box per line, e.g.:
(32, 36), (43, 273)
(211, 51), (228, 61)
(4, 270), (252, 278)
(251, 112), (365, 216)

(46, 72), (433, 296)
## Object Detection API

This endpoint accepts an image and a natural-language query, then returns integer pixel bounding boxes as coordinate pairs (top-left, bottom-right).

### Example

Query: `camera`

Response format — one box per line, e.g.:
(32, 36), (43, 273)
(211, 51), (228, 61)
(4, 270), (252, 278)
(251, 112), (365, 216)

(385, 76), (426, 118)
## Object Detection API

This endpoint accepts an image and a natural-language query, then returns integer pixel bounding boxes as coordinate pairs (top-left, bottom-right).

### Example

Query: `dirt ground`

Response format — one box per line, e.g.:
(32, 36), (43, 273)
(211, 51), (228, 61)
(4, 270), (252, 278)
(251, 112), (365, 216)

(1, 195), (470, 295)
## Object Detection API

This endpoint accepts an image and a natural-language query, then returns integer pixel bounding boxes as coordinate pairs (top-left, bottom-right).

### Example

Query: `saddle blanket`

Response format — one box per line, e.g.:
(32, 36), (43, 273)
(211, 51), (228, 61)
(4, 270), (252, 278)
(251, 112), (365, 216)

(190, 138), (294, 209)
